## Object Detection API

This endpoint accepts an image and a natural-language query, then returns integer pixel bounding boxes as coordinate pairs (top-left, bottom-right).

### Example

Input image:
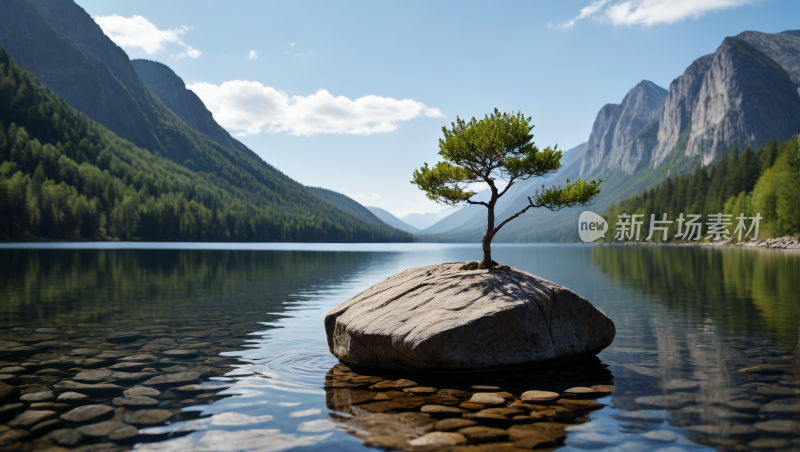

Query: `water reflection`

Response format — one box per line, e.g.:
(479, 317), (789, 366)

(0, 245), (798, 451)
(590, 245), (800, 347)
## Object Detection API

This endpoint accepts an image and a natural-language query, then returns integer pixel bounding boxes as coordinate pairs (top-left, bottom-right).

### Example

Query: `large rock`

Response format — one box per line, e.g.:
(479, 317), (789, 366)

(325, 263), (615, 371)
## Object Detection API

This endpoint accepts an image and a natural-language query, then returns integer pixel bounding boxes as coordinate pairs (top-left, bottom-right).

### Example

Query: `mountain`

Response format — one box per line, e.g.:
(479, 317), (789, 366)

(421, 29), (800, 243)
(0, 0), (163, 152)
(0, 0), (410, 241)
(737, 30), (800, 77)
(401, 211), (455, 230)
(601, 138), (799, 241)
(653, 33), (800, 168)
(305, 187), (394, 229)
(365, 207), (420, 234)
(579, 80), (668, 176)
(131, 59), (252, 157)
(128, 59), (406, 237)
(683, 38), (800, 166)
(651, 55), (714, 167)
(419, 191), (490, 235)
(0, 44), (402, 241)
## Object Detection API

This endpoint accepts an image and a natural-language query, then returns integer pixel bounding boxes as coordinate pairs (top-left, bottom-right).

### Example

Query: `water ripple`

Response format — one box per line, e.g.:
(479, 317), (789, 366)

(241, 346), (337, 394)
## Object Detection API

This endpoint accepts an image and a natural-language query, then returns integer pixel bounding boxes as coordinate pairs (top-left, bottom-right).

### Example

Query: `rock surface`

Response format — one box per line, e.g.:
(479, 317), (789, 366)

(325, 263), (615, 371)
(651, 55), (714, 167)
(579, 81), (668, 175)
(684, 37), (800, 166)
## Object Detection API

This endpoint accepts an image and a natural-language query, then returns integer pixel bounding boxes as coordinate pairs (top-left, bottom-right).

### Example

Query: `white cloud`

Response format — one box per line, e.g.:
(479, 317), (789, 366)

(249, 50), (258, 60)
(550, 0), (760, 29)
(288, 409), (322, 417)
(352, 193), (382, 202)
(549, 0), (610, 30)
(176, 45), (201, 59)
(187, 81), (443, 136)
(93, 14), (201, 59)
(297, 420), (336, 432)
(290, 43), (296, 47)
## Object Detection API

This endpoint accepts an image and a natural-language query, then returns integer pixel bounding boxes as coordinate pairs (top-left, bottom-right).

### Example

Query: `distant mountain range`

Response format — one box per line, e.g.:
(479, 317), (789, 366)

(398, 211), (457, 230)
(418, 29), (800, 242)
(365, 207), (420, 234)
(0, 0), (410, 241)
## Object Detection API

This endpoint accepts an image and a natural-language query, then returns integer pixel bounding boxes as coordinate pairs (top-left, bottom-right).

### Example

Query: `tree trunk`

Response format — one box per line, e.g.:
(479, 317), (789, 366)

(480, 230), (494, 268)
(479, 189), (497, 269)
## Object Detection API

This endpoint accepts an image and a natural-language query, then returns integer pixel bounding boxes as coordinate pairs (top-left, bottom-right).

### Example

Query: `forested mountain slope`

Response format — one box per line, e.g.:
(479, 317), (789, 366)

(601, 138), (800, 241)
(130, 58), (258, 160)
(304, 187), (394, 230)
(0, 45), (410, 241)
(0, 0), (410, 241)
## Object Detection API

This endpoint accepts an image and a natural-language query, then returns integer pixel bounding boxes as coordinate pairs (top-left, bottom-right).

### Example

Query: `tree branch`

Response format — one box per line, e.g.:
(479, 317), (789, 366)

(497, 177), (516, 198)
(528, 196), (597, 212)
(466, 199), (489, 207)
(493, 204), (534, 234)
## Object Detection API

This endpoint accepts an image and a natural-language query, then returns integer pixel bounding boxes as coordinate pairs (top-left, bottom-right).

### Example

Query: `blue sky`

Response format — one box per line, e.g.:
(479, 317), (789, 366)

(77, 0), (800, 218)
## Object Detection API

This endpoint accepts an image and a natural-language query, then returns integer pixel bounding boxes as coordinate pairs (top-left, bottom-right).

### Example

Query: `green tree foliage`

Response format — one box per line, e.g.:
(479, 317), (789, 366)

(412, 109), (601, 267)
(0, 45), (411, 242)
(601, 138), (800, 242)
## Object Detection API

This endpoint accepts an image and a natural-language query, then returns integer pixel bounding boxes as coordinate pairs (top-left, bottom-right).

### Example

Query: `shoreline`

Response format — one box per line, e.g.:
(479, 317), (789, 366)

(704, 236), (800, 249)
(1, 236), (798, 250)
(598, 236), (800, 250)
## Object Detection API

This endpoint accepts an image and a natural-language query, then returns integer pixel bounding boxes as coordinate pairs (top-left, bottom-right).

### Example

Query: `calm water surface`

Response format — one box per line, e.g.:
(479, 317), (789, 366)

(0, 243), (798, 451)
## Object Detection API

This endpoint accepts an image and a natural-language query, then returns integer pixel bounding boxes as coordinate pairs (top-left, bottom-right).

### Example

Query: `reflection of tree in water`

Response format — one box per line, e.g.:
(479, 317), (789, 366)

(590, 246), (800, 347)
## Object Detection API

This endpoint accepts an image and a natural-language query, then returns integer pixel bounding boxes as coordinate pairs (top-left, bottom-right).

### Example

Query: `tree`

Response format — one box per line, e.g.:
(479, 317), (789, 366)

(412, 109), (602, 268)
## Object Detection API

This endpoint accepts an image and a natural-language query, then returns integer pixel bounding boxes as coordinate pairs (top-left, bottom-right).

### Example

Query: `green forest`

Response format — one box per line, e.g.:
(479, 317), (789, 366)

(600, 138), (800, 242)
(0, 46), (411, 242)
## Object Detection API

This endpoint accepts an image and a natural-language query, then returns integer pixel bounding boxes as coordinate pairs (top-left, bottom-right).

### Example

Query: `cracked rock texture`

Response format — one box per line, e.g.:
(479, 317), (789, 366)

(325, 263), (615, 371)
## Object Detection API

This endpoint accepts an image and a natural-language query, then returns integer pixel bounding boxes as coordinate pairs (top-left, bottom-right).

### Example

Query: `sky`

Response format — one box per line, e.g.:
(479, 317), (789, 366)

(77, 0), (800, 218)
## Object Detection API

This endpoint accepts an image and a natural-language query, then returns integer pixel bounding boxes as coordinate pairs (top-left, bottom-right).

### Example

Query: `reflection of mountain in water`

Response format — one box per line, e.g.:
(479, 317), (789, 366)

(590, 246), (800, 347)
(0, 249), (395, 326)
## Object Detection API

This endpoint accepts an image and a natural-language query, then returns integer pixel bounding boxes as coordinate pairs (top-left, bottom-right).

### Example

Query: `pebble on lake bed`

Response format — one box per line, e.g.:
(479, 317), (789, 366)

(125, 409), (174, 426)
(469, 393), (506, 405)
(8, 409), (57, 428)
(521, 390), (559, 402)
(754, 419), (800, 434)
(60, 404), (114, 424)
(435, 418), (477, 431)
(19, 391), (55, 402)
(410, 431), (468, 446)
(393, 379), (417, 388)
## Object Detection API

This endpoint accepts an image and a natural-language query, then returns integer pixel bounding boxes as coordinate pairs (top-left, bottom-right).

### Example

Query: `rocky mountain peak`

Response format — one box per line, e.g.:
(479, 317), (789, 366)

(685, 37), (800, 165)
(651, 54), (714, 167)
(737, 29), (800, 77)
(580, 80), (667, 176)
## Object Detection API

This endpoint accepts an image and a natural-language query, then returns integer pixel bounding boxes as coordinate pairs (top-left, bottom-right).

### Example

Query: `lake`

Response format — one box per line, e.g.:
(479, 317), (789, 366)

(1, 243), (798, 451)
